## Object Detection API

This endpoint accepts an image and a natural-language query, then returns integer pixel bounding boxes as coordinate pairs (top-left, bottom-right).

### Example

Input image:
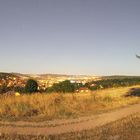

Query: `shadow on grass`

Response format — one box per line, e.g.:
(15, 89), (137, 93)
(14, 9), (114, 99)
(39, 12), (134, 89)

(126, 88), (140, 97)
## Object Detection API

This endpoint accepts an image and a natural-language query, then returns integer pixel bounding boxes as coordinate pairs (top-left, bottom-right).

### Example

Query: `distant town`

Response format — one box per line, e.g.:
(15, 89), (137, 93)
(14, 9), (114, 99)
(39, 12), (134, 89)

(0, 72), (101, 91)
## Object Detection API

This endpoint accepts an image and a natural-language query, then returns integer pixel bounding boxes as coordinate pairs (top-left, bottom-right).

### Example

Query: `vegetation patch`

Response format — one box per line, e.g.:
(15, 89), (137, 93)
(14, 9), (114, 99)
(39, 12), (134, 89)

(0, 86), (139, 121)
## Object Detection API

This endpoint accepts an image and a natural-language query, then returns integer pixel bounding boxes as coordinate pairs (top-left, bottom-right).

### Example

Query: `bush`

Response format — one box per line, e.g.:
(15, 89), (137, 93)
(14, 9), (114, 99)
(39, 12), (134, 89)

(47, 80), (75, 93)
(25, 79), (38, 93)
(14, 86), (25, 93)
(0, 84), (14, 94)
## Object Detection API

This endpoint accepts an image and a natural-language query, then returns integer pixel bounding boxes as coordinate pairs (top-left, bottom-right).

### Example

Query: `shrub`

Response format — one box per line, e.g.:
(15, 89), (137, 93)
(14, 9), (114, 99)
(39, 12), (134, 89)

(0, 84), (12, 94)
(14, 86), (25, 93)
(47, 80), (75, 93)
(25, 79), (38, 93)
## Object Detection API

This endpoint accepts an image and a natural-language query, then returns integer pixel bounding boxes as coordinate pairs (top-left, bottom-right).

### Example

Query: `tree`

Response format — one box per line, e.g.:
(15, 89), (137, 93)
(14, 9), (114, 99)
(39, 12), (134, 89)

(47, 80), (75, 93)
(25, 79), (38, 93)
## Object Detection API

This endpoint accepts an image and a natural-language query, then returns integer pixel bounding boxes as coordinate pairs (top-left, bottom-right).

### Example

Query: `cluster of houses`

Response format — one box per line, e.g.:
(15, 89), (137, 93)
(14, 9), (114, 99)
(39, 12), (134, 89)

(0, 75), (25, 88)
(38, 76), (100, 92)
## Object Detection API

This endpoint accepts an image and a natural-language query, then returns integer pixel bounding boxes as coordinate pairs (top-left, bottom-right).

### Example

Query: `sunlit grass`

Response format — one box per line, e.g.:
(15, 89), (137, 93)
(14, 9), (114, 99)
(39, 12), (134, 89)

(0, 86), (139, 121)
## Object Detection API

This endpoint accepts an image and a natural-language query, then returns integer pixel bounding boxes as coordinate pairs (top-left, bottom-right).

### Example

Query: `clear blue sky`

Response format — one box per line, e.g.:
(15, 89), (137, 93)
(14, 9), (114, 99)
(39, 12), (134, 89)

(0, 0), (140, 75)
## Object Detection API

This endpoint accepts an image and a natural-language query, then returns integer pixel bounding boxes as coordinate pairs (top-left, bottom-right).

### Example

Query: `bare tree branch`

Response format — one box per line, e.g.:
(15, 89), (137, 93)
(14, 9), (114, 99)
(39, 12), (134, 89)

(136, 54), (140, 59)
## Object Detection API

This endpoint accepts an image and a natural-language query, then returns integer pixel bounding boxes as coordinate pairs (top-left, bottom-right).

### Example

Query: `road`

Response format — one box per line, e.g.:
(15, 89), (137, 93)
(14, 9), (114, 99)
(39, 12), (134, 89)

(0, 103), (139, 136)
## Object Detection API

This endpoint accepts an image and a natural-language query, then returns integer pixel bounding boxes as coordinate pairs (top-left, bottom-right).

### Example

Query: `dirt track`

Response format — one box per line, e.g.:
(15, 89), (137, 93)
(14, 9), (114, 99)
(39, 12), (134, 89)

(0, 103), (140, 136)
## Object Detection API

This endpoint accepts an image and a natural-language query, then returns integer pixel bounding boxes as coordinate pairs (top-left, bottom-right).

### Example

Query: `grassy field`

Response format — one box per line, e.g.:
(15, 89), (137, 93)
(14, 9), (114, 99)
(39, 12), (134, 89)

(0, 113), (139, 140)
(0, 85), (139, 121)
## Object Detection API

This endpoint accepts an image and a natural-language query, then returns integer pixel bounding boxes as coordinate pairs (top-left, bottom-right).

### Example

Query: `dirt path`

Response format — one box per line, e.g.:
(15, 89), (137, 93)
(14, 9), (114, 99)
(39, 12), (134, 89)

(0, 103), (140, 136)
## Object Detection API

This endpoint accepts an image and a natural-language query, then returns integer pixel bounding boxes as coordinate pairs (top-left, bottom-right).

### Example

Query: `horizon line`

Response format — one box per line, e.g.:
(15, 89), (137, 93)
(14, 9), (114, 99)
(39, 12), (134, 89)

(1, 72), (140, 77)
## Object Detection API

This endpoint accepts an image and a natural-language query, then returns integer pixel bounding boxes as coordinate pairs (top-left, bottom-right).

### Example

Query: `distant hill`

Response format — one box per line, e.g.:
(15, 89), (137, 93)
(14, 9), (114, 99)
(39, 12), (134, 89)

(38, 74), (77, 79)
(0, 73), (80, 80)
(102, 75), (140, 80)
(1, 73), (140, 81)
(0, 72), (19, 79)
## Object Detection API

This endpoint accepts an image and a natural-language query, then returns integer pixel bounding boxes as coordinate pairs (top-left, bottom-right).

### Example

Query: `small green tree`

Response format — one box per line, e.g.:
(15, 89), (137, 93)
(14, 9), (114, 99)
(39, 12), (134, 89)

(25, 79), (38, 93)
(47, 80), (75, 93)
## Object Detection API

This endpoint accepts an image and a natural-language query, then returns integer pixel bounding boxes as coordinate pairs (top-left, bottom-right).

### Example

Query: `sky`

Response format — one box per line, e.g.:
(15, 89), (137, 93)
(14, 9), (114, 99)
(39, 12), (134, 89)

(0, 0), (140, 76)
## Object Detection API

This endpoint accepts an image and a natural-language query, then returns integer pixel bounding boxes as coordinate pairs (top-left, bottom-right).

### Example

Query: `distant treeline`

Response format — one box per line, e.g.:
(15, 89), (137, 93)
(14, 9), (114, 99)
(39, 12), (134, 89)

(86, 78), (140, 90)
(43, 78), (140, 93)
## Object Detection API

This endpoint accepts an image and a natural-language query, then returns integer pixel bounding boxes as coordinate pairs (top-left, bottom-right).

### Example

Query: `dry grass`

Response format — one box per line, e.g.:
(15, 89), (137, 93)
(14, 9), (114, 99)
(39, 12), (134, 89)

(0, 86), (139, 121)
